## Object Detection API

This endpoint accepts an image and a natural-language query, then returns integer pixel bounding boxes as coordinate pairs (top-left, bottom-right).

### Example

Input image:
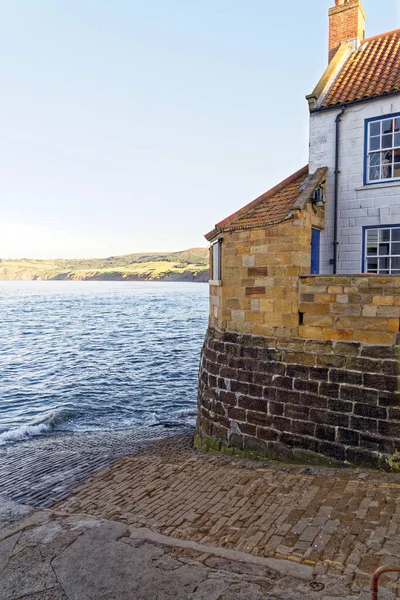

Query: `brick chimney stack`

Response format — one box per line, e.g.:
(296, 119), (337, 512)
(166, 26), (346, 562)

(329, 0), (366, 62)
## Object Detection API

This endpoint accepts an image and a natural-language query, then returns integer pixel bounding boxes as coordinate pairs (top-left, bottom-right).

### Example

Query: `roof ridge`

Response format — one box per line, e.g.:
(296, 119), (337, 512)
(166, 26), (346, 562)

(362, 28), (400, 45)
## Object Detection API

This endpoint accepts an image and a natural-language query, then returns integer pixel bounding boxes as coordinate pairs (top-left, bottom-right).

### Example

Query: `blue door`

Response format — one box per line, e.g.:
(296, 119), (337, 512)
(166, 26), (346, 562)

(311, 229), (320, 274)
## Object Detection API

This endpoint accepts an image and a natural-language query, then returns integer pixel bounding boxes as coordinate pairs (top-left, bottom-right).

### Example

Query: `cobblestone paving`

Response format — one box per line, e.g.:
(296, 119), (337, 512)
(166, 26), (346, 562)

(55, 434), (400, 597)
(0, 426), (183, 508)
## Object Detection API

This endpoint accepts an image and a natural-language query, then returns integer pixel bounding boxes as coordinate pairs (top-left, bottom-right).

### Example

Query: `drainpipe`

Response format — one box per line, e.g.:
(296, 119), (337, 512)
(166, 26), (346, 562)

(333, 105), (346, 275)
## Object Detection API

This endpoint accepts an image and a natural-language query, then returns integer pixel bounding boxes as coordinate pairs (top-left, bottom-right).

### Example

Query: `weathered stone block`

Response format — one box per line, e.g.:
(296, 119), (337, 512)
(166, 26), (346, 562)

(336, 428), (360, 446)
(354, 403), (386, 420)
(257, 426), (279, 441)
(327, 398), (354, 413)
(350, 416), (378, 434)
(294, 379), (319, 394)
(285, 404), (310, 421)
(320, 382), (340, 398)
(227, 407), (246, 421)
(238, 396), (267, 412)
(363, 373), (398, 392)
(310, 409), (349, 428)
(247, 411), (272, 427)
(330, 369), (363, 386)
(319, 440), (346, 461)
(316, 424), (336, 442)
(378, 421), (400, 439)
(245, 287), (266, 296)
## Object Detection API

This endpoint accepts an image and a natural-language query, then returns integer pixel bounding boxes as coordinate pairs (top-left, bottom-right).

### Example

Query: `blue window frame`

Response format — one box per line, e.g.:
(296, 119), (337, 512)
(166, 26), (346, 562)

(362, 225), (400, 274)
(364, 113), (400, 185)
(311, 228), (321, 274)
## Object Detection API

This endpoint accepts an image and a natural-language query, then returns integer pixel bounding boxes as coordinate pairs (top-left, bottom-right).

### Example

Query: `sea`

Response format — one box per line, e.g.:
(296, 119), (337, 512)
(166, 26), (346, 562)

(0, 281), (209, 447)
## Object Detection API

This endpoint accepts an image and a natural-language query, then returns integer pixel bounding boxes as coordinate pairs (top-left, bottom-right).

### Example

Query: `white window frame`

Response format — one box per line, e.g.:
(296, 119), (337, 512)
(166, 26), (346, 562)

(210, 239), (222, 284)
(366, 115), (400, 184)
(364, 226), (400, 274)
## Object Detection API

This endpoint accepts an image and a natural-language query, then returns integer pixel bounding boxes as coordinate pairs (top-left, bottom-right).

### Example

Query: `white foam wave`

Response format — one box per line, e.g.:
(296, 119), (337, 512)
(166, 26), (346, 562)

(0, 407), (75, 446)
(0, 422), (51, 446)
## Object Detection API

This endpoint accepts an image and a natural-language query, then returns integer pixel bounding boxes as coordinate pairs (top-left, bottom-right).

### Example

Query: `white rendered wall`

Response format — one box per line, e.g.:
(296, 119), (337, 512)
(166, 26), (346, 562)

(309, 96), (400, 274)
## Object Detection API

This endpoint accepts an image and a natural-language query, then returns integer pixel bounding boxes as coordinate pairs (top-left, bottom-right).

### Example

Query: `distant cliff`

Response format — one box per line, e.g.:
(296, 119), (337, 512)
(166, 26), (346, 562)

(0, 248), (210, 282)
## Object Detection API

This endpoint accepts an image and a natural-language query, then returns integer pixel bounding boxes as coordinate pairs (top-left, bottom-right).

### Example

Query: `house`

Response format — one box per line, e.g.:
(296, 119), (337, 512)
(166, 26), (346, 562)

(196, 0), (400, 469)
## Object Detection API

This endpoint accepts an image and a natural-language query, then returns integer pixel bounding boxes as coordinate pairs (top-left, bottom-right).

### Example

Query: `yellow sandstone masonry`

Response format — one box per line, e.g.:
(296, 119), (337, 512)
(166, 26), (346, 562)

(299, 275), (400, 345)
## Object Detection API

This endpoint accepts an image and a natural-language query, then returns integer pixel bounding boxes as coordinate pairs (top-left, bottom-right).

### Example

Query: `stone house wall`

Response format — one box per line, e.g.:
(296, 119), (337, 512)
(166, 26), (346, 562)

(309, 96), (400, 275)
(210, 202), (324, 339)
(198, 238), (400, 468)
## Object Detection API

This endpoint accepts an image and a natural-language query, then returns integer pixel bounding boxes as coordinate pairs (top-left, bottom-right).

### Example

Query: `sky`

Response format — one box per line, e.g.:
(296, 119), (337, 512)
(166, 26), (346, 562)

(1, 0), (399, 259)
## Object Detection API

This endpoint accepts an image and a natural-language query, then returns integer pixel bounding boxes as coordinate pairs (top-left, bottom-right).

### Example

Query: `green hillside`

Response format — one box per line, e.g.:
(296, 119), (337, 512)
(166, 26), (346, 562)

(0, 248), (210, 282)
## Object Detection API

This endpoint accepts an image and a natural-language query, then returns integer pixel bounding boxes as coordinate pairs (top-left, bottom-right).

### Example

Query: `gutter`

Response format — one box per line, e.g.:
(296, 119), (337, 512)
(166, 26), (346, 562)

(333, 106), (346, 275)
(310, 89), (400, 114)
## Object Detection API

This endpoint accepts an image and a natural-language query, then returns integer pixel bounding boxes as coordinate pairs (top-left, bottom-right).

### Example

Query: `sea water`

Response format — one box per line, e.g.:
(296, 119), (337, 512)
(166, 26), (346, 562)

(0, 281), (209, 446)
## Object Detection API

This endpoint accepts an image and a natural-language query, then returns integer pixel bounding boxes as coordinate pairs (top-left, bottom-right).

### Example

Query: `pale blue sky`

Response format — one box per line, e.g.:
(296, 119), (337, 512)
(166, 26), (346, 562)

(1, 0), (399, 258)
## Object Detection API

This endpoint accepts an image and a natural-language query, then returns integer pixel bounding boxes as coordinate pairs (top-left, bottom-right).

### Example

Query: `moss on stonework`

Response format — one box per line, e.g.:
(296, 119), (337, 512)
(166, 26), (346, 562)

(388, 452), (400, 472)
(194, 434), (346, 467)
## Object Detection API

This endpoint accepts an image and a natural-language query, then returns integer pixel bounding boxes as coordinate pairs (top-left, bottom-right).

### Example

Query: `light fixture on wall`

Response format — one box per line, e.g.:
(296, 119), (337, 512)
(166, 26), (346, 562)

(312, 186), (325, 208)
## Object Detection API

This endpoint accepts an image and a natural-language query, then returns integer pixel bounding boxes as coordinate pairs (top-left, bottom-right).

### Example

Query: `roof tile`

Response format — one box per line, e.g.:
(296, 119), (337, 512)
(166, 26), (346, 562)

(321, 29), (400, 109)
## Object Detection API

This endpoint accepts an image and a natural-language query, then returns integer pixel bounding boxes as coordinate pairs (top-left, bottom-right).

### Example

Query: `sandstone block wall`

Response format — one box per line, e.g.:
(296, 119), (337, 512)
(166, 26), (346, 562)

(210, 204), (324, 339)
(197, 327), (400, 469)
(299, 275), (400, 345)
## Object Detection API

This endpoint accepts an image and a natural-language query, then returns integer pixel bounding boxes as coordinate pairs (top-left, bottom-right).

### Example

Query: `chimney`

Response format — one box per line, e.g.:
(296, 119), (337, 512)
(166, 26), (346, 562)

(328, 0), (366, 62)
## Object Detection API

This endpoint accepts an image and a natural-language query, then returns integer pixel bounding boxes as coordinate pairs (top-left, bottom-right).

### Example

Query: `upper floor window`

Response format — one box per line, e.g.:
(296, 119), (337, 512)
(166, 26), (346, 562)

(364, 226), (400, 274)
(366, 115), (400, 183)
(211, 239), (222, 282)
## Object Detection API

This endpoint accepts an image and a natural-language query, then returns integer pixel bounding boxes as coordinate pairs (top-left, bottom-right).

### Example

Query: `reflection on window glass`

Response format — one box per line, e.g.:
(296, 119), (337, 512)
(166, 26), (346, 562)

(392, 257), (400, 270)
(365, 227), (400, 273)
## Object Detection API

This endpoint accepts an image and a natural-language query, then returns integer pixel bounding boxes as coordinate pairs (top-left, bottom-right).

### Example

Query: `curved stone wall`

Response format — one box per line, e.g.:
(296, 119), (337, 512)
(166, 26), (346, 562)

(196, 327), (400, 470)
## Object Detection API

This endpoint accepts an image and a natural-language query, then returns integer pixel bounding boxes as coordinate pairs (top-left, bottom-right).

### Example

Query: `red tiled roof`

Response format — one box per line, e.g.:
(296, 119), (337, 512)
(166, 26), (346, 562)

(205, 165), (321, 241)
(320, 29), (400, 110)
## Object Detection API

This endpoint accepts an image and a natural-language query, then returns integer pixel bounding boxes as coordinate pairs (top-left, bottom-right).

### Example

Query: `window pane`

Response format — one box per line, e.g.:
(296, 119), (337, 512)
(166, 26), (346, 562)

(383, 119), (393, 134)
(382, 153), (393, 178)
(380, 229), (390, 242)
(369, 152), (381, 166)
(370, 121), (380, 136)
(382, 165), (393, 179)
(370, 136), (380, 151)
(367, 229), (378, 255)
(379, 243), (390, 255)
(392, 243), (400, 255)
(392, 228), (400, 241)
(212, 243), (220, 280)
(394, 163), (400, 178)
(369, 166), (380, 181)
(394, 133), (400, 147)
(382, 134), (393, 149)
(394, 149), (400, 162)
(392, 257), (400, 271)
(379, 257), (390, 271)
(366, 257), (378, 272)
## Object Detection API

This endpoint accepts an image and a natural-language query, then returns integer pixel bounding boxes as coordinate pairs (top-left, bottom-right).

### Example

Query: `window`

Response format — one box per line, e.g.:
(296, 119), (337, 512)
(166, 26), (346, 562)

(211, 239), (222, 281)
(366, 115), (400, 183)
(364, 226), (400, 274)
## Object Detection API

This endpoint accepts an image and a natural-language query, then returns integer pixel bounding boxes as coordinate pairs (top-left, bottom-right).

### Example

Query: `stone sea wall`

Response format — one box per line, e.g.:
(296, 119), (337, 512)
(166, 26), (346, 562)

(196, 327), (400, 470)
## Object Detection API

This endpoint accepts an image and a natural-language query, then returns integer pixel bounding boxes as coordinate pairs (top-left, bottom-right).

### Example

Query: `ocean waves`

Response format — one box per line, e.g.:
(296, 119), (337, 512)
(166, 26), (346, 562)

(0, 281), (208, 445)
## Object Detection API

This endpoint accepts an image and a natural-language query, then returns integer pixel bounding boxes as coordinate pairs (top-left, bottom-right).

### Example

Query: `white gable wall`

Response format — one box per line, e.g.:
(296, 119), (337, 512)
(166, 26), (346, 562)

(309, 95), (400, 275)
